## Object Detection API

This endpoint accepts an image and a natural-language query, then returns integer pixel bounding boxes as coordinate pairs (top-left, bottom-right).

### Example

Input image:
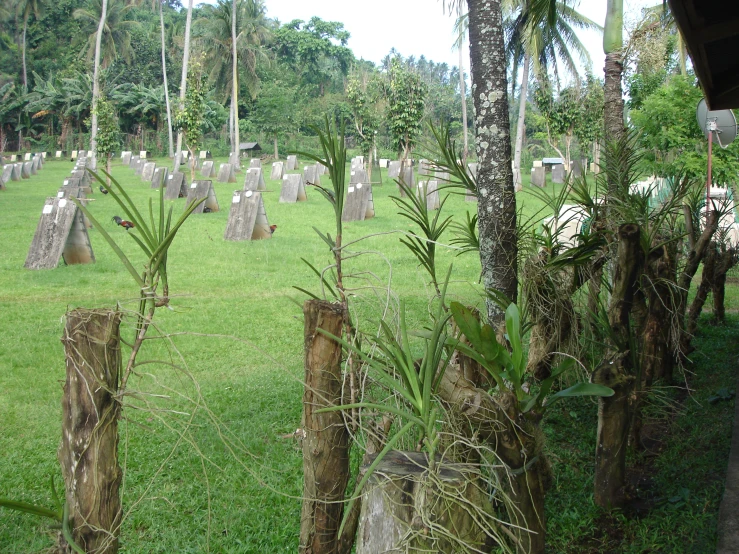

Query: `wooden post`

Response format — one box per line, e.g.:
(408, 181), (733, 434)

(59, 309), (122, 554)
(300, 300), (350, 554)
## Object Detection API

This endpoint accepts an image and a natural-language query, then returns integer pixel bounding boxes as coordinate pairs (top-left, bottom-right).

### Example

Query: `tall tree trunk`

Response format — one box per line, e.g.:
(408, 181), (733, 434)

(513, 53), (530, 192)
(300, 300), (350, 554)
(603, 0), (625, 198)
(22, 18), (29, 89)
(232, 0), (240, 162)
(89, 0), (108, 171)
(594, 223), (642, 508)
(274, 135), (279, 159)
(458, 6), (469, 168)
(160, 0), (174, 158)
(58, 309), (122, 554)
(175, 0), (194, 157)
(467, 0), (517, 324)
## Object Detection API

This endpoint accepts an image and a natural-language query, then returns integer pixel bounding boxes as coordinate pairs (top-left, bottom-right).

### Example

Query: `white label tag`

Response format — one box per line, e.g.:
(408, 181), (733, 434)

(351, 171), (355, 175)
(59, 199), (67, 208)
(168, 175), (173, 179)
(191, 182), (197, 189)
(356, 183), (362, 189)
(232, 194), (240, 204)
(57, 192), (65, 198)
(64, 180), (69, 186)
(245, 190), (253, 198)
(43, 204), (53, 214)
(348, 186), (355, 193)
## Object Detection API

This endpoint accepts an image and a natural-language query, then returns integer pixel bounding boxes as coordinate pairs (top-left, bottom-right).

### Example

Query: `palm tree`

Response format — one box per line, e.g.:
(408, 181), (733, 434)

(159, 0), (174, 157)
(73, 0), (138, 69)
(195, 0), (270, 150)
(88, 0), (107, 170)
(453, 7), (469, 167)
(16, 0), (44, 89)
(175, 0), (193, 162)
(232, 0), (239, 161)
(603, 0), (625, 170)
(506, 0), (601, 188)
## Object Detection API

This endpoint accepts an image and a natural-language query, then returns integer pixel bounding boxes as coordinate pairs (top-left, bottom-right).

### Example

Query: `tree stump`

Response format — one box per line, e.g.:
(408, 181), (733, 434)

(300, 300), (349, 554)
(355, 451), (486, 554)
(58, 309), (122, 554)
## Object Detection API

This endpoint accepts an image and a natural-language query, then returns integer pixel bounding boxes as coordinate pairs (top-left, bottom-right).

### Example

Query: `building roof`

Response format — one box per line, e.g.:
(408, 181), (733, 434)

(239, 142), (262, 151)
(669, 0), (739, 109)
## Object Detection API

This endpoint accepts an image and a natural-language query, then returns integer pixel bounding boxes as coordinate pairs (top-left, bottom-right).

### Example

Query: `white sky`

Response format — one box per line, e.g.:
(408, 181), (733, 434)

(259, 0), (658, 79)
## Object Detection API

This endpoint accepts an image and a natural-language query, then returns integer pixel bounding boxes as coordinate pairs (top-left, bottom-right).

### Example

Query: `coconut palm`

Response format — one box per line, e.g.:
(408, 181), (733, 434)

(73, 0), (139, 69)
(195, 0), (270, 149)
(16, 0), (44, 89)
(506, 0), (601, 188)
(175, 0), (193, 160)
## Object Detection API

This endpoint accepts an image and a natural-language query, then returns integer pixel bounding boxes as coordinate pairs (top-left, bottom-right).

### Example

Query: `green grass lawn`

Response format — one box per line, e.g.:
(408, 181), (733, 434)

(0, 159), (735, 553)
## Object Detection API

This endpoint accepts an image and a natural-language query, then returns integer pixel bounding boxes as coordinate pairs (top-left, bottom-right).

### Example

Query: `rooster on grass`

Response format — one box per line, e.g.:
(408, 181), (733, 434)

(112, 216), (134, 230)
(270, 224), (277, 235)
(99, 186), (109, 194)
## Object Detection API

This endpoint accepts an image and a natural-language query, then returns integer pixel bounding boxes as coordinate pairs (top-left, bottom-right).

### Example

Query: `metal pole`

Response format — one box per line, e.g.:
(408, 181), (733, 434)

(707, 122), (714, 213)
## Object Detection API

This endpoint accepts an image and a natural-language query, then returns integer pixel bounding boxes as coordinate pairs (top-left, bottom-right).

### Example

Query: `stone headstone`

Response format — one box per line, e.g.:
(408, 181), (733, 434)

(164, 171), (187, 200)
(9, 154), (17, 162)
(55, 151), (63, 159)
(22, 162), (32, 179)
(303, 165), (320, 186)
(134, 159), (145, 175)
(121, 151), (132, 165)
(224, 189), (271, 241)
(379, 159), (389, 168)
(418, 180), (440, 210)
(552, 164), (564, 184)
(199, 150), (210, 160)
(418, 160), (432, 176)
(316, 163), (328, 176)
(399, 165), (415, 188)
(387, 161), (401, 179)
(129, 155), (140, 169)
(244, 168), (266, 191)
(12, 163), (22, 181)
(139, 150), (147, 159)
(342, 183), (374, 222)
(249, 158), (261, 169)
(71, 151), (78, 161)
(151, 167), (168, 189)
(41, 152), (47, 159)
(286, 155), (298, 171)
(351, 168), (369, 185)
(24, 153), (32, 161)
(142, 162), (157, 182)
(185, 180), (219, 214)
(217, 163), (236, 183)
(201, 160), (215, 178)
(2, 164), (12, 184)
(30, 157), (39, 174)
(270, 161), (285, 180)
(530, 166), (546, 188)
(280, 174), (307, 203)
(533, 160), (543, 168)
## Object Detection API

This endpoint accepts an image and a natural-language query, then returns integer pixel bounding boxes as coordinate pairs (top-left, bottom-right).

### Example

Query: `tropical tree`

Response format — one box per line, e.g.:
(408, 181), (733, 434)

(175, 0), (193, 160)
(387, 57), (427, 161)
(73, 0), (139, 69)
(16, 0), (44, 89)
(507, 0), (601, 189)
(86, 0), (107, 169)
(453, 6), (469, 166)
(603, 0), (626, 185)
(159, 0), (174, 157)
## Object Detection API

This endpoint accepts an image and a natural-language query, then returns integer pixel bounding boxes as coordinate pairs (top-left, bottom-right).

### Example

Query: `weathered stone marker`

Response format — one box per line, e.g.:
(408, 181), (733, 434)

(12, 163), (22, 181)
(185, 180), (219, 214)
(303, 165), (320, 186)
(570, 159), (582, 179)
(244, 167), (266, 191)
(286, 154), (298, 171)
(342, 183), (374, 222)
(224, 189), (271, 241)
(139, 150), (148, 159)
(531, 166), (546, 187)
(141, 162), (157, 182)
(350, 168), (368, 185)
(22, 162), (32, 179)
(25, 197), (95, 269)
(164, 172), (187, 200)
(280, 174), (307, 203)
(270, 161), (284, 180)
(418, 180), (440, 210)
(151, 166), (168, 189)
(217, 163), (236, 183)
(121, 151), (132, 165)
(229, 152), (241, 171)
(201, 160), (215, 178)
(552, 163), (564, 184)
(249, 158), (261, 169)
(387, 160), (401, 179)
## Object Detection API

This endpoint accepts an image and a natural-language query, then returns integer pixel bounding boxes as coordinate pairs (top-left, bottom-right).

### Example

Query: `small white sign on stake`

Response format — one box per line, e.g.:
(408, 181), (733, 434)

(43, 204), (53, 214)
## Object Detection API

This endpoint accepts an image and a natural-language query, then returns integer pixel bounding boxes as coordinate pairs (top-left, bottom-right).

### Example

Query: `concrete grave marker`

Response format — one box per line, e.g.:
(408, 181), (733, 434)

(24, 153), (32, 161)
(351, 168), (369, 185)
(244, 168), (266, 191)
(286, 155), (298, 171)
(151, 167), (168, 189)
(418, 159), (432, 176)
(9, 154), (17, 162)
(217, 163), (236, 183)
(41, 152), (47, 159)
(24, 197), (95, 270)
(530, 166), (546, 188)
(379, 159), (389, 168)
(30, 157), (39, 174)
(139, 151), (147, 159)
(316, 163), (327, 176)
(2, 164), (12, 185)
(270, 161), (285, 180)
(280, 174), (307, 203)
(55, 151), (63, 159)
(186, 181), (219, 214)
(129, 155), (139, 169)
(224, 189), (271, 241)
(121, 151), (132, 165)
(249, 158), (261, 169)
(134, 159), (145, 175)
(12, 163), (22, 181)
(303, 165), (320, 186)
(552, 164), (564, 184)
(533, 160), (543, 168)
(201, 160), (215, 178)
(199, 150), (208, 160)
(342, 183), (374, 222)
(22, 162), (32, 179)
(387, 161), (401, 179)
(418, 180), (440, 210)
(369, 159), (383, 185)
(164, 171), (187, 200)
(71, 151), (78, 161)
(141, 162), (156, 182)
(570, 160), (583, 179)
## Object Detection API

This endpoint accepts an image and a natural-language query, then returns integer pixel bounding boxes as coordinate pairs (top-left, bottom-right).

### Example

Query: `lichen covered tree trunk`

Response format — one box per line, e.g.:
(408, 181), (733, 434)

(467, 0), (517, 323)
(300, 300), (350, 554)
(594, 224), (642, 508)
(58, 309), (122, 554)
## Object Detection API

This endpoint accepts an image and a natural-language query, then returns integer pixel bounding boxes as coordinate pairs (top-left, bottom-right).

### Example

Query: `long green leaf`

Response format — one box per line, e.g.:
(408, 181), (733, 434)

(545, 382), (614, 408)
(0, 498), (61, 520)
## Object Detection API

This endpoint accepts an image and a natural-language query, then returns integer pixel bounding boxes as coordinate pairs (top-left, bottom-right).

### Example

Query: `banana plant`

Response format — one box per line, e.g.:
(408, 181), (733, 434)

(449, 301), (614, 415)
